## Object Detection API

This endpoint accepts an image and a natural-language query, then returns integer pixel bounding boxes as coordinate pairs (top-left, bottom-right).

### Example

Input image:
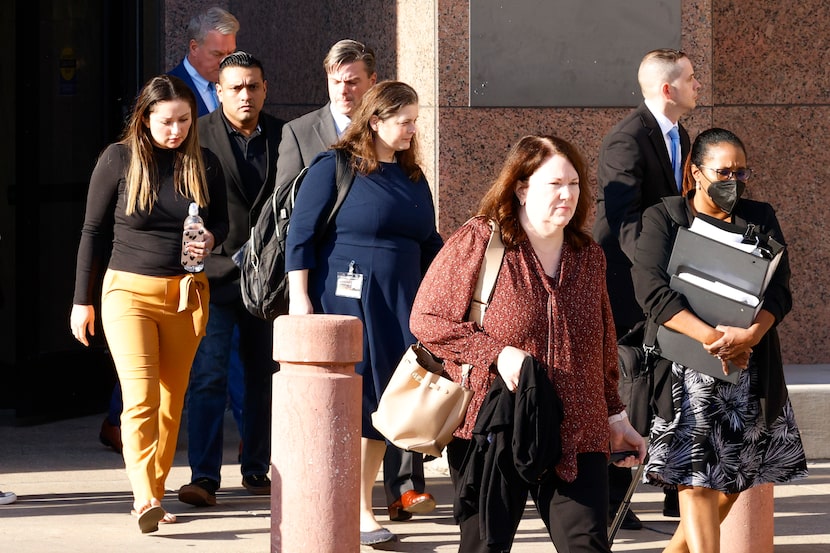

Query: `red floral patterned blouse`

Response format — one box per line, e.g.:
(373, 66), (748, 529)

(410, 217), (624, 482)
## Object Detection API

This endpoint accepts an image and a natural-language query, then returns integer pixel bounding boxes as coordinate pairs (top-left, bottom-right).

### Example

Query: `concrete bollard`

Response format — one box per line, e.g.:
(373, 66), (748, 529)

(720, 483), (774, 553)
(271, 314), (363, 553)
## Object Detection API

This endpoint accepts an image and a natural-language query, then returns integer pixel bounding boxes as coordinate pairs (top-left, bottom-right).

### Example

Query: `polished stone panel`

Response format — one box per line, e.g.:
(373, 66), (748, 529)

(713, 1), (830, 105)
(159, 0), (829, 363)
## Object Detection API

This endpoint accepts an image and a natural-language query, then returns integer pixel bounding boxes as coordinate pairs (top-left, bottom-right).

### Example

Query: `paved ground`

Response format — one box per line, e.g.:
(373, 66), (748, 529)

(1, 412), (828, 552)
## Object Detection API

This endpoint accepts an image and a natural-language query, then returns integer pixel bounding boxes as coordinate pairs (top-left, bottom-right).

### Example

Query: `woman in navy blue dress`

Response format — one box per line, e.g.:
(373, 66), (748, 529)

(286, 81), (443, 544)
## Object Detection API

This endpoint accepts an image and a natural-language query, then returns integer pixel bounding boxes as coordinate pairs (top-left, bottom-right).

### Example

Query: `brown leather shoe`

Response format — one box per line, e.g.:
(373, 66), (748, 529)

(389, 490), (436, 521)
(99, 418), (122, 454)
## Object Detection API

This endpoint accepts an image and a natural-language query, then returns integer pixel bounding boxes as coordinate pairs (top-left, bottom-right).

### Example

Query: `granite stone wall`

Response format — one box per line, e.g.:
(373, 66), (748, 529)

(161, 0), (828, 363)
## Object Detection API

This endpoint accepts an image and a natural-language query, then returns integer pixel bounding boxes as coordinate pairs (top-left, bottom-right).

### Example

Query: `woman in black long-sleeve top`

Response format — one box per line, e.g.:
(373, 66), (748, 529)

(632, 128), (806, 553)
(70, 75), (228, 534)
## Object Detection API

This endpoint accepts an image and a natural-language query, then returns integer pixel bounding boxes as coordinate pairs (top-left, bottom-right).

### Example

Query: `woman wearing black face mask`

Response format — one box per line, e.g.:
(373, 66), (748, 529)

(631, 128), (807, 553)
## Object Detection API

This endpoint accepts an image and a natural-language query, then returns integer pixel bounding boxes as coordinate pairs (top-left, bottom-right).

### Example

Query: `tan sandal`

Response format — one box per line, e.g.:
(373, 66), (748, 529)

(133, 505), (164, 534)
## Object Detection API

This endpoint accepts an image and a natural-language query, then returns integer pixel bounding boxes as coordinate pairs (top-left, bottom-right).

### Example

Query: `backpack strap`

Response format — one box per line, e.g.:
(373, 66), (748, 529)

(325, 149), (356, 227)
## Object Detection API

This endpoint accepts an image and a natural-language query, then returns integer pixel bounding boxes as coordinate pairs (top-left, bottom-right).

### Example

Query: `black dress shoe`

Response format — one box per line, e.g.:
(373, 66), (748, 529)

(242, 474), (271, 495)
(178, 477), (219, 507)
(387, 502), (413, 521)
(614, 508), (643, 530)
(621, 509), (643, 530)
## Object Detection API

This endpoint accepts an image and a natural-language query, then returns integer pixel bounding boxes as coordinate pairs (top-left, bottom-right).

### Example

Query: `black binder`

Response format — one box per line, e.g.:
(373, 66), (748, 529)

(669, 274), (762, 329)
(656, 326), (740, 384)
(656, 222), (784, 384)
(667, 227), (783, 297)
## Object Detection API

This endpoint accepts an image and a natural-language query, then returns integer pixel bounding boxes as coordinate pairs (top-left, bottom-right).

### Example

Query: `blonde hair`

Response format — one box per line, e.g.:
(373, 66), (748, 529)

(121, 75), (209, 215)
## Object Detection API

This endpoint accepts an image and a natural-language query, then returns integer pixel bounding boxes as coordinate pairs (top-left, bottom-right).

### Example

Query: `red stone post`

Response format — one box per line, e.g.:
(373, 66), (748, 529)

(271, 314), (363, 553)
(720, 483), (774, 553)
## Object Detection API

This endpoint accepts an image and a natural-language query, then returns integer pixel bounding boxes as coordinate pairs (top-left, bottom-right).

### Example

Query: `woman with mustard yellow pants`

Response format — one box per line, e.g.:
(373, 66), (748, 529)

(70, 75), (228, 534)
(102, 270), (208, 507)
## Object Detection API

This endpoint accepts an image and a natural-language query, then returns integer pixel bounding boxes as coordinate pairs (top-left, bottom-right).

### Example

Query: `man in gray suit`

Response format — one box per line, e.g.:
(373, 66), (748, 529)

(273, 39), (376, 188)
(274, 39), (436, 522)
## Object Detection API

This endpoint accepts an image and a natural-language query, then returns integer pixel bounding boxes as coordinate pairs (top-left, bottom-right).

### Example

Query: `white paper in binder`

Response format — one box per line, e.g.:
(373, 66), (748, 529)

(675, 272), (760, 307)
(689, 217), (757, 253)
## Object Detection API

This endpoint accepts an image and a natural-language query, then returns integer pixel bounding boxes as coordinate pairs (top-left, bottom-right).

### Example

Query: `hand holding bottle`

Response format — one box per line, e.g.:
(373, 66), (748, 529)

(181, 202), (214, 272)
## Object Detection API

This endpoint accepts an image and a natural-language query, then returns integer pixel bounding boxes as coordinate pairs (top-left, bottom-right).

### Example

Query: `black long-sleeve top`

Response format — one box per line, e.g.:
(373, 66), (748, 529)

(73, 143), (228, 304)
(632, 194), (792, 424)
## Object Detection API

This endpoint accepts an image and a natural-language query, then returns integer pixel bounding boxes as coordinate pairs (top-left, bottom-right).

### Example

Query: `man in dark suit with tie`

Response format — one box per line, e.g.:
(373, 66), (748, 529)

(274, 39), (437, 522)
(594, 48), (701, 529)
(168, 7), (238, 117)
(177, 51), (285, 506)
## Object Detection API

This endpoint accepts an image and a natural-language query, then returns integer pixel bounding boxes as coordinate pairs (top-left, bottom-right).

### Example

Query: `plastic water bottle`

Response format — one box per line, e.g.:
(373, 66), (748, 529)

(181, 202), (205, 273)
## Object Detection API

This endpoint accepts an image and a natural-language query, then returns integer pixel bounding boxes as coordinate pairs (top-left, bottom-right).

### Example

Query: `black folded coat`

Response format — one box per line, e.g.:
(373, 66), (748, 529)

(454, 355), (563, 550)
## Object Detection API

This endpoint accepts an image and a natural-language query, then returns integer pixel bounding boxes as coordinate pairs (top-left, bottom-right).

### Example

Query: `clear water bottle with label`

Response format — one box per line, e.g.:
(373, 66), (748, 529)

(181, 202), (205, 273)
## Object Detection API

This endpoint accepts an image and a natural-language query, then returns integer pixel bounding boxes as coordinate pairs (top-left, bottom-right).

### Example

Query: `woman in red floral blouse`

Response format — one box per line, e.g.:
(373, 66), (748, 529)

(411, 135), (645, 552)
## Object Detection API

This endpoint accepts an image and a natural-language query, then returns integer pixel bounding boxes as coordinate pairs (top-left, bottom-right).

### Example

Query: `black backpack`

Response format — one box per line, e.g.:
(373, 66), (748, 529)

(234, 149), (355, 320)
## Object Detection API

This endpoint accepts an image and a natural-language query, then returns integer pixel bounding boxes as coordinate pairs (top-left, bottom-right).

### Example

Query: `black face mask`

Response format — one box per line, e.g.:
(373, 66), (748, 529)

(705, 179), (746, 214)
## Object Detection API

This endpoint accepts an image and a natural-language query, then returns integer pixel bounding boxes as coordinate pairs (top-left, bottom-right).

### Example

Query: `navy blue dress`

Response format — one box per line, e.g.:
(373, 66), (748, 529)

(285, 150), (444, 439)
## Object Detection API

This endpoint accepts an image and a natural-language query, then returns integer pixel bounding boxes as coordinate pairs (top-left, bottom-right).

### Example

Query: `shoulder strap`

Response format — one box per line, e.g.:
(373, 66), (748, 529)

(325, 149), (356, 227)
(468, 219), (505, 325)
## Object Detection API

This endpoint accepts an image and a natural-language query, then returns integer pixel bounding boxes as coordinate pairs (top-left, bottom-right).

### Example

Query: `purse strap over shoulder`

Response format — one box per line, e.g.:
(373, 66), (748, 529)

(468, 219), (505, 327)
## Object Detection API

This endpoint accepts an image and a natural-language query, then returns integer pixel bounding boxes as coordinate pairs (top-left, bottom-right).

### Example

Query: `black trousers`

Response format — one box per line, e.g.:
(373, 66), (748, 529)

(383, 445), (425, 503)
(608, 463), (634, 510)
(447, 439), (612, 553)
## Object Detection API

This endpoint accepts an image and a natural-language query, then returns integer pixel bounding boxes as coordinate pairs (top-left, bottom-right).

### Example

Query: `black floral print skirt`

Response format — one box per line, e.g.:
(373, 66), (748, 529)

(644, 361), (808, 494)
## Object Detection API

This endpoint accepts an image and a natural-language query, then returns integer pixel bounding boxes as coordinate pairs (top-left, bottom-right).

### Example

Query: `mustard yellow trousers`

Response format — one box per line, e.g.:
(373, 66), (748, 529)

(101, 269), (208, 504)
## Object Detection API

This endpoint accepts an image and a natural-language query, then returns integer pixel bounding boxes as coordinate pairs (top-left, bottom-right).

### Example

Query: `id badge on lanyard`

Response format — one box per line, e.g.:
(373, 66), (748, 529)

(335, 260), (363, 299)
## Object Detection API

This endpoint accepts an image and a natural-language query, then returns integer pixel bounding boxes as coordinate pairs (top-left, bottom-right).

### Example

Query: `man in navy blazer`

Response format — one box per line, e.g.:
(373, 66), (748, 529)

(178, 51), (285, 507)
(168, 7), (238, 117)
(593, 48), (701, 528)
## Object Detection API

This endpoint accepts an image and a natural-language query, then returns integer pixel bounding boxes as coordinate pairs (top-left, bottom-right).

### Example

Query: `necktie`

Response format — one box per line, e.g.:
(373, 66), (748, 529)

(668, 126), (681, 191)
(208, 82), (219, 111)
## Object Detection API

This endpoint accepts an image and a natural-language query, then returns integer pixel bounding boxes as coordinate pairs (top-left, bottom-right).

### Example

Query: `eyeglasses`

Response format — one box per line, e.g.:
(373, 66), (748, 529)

(698, 166), (752, 182)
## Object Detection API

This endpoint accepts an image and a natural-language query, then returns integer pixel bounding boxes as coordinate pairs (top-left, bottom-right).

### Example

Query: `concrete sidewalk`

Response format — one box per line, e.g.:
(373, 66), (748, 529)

(1, 412), (828, 552)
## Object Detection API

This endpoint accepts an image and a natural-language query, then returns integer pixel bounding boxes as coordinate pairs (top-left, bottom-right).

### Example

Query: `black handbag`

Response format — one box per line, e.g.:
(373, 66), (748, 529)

(616, 321), (656, 436)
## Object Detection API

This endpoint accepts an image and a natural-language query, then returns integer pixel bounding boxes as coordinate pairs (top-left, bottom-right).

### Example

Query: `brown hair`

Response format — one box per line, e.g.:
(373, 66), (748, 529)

(335, 80), (422, 182)
(477, 135), (592, 249)
(120, 74), (208, 215)
(323, 39), (376, 77)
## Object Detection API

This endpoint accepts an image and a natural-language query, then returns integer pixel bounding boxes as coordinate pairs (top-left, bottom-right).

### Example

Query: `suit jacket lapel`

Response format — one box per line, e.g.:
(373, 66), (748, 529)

(679, 125), (691, 168)
(639, 105), (678, 196)
(171, 63), (210, 117)
(203, 110), (247, 203)
(251, 115), (281, 211)
(314, 106), (339, 152)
